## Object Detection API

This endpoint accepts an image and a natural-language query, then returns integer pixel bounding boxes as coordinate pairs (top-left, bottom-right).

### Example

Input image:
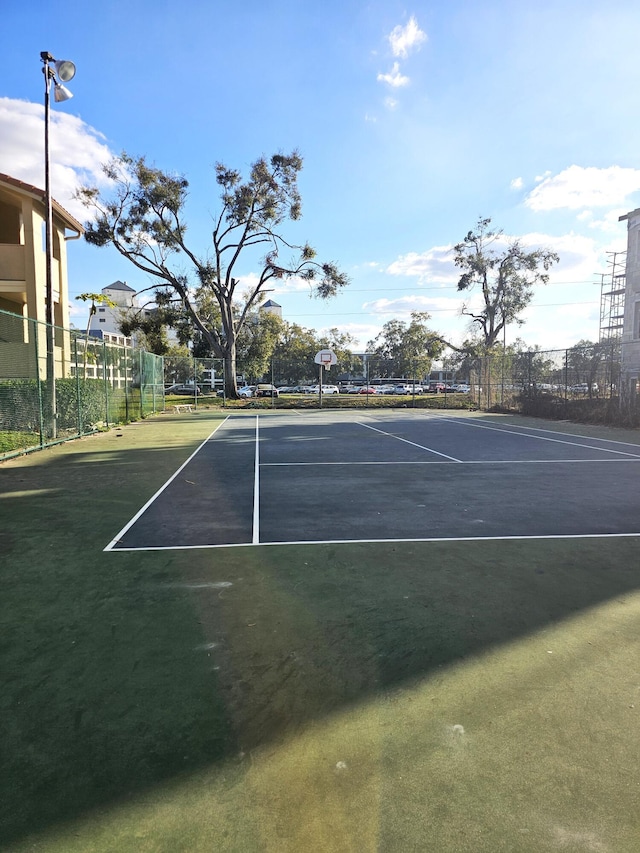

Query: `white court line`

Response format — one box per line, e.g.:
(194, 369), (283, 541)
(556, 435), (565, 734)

(106, 531), (640, 552)
(357, 421), (462, 462)
(446, 416), (640, 450)
(103, 416), (231, 552)
(252, 416), (260, 545)
(261, 458), (640, 466)
(436, 416), (640, 458)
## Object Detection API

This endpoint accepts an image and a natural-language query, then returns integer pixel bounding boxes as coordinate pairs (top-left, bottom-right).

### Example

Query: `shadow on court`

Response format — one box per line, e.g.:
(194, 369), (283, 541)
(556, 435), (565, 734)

(2, 414), (640, 848)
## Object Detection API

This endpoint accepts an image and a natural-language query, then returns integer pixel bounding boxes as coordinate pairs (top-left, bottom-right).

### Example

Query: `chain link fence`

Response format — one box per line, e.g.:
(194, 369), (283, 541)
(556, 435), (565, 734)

(467, 342), (635, 423)
(0, 309), (164, 460)
(213, 343), (635, 424)
(5, 309), (636, 462)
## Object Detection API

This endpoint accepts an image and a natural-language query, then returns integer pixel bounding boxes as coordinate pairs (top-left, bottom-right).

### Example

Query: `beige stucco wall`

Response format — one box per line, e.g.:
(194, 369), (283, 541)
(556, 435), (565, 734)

(0, 182), (73, 378)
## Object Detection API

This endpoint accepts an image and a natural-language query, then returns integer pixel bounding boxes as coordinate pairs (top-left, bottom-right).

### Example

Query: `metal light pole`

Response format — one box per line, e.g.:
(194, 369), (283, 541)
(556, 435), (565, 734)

(41, 51), (76, 437)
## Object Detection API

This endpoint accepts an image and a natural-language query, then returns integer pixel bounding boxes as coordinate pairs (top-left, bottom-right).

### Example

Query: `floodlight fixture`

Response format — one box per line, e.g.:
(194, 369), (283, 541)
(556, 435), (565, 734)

(53, 83), (73, 103)
(54, 59), (76, 82)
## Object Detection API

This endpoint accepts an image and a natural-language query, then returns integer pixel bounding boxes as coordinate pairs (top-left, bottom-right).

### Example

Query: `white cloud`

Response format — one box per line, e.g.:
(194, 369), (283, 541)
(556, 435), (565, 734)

(519, 231), (605, 283)
(362, 295), (460, 316)
(510, 177), (524, 190)
(0, 97), (113, 220)
(587, 208), (627, 233)
(387, 232), (607, 289)
(328, 323), (383, 350)
(525, 165), (640, 211)
(384, 97), (399, 111)
(377, 62), (410, 88)
(388, 16), (427, 58)
(261, 274), (314, 295)
(387, 244), (457, 283)
(520, 301), (600, 349)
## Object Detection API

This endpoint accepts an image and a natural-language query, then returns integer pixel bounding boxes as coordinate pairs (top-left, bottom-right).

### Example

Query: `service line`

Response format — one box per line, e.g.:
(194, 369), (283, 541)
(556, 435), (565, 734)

(357, 420), (462, 462)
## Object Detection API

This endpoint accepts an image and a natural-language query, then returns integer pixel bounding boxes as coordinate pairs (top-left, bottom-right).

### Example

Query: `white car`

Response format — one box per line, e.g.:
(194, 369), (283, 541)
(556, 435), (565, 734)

(393, 384), (423, 395)
(238, 385), (254, 397)
(308, 384), (340, 394)
(454, 383), (470, 394)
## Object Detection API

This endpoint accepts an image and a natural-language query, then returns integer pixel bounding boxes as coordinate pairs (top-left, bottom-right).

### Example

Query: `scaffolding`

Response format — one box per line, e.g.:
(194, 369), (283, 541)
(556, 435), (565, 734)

(599, 251), (626, 342)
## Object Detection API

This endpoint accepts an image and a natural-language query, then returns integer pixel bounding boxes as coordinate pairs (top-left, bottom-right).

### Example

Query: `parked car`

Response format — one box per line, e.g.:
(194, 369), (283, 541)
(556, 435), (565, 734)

(453, 383), (470, 394)
(254, 384), (279, 398)
(357, 386), (378, 394)
(238, 385), (254, 397)
(307, 384), (340, 394)
(392, 384), (423, 395)
(428, 382), (446, 393)
(569, 383), (598, 395)
(166, 383), (202, 395)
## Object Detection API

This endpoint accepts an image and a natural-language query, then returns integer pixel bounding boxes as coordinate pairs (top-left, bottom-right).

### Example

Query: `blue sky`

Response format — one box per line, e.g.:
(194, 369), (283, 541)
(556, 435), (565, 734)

(2, 0), (640, 352)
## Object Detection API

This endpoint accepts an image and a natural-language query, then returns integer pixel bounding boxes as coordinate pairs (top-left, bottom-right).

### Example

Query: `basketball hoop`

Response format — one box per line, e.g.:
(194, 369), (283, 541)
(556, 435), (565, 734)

(314, 349), (337, 369)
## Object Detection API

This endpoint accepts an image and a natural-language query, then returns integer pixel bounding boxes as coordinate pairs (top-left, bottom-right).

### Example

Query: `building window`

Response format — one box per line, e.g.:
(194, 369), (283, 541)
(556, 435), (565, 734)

(0, 199), (22, 244)
(99, 318), (106, 323)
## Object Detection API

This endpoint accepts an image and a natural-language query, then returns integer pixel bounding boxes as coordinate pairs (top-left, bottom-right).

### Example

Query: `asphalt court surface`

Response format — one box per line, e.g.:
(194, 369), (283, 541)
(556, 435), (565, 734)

(107, 411), (640, 550)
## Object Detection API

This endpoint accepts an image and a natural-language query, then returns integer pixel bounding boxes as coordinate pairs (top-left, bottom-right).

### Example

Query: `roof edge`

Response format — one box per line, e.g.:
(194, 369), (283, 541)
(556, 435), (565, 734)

(0, 172), (84, 234)
(619, 207), (640, 223)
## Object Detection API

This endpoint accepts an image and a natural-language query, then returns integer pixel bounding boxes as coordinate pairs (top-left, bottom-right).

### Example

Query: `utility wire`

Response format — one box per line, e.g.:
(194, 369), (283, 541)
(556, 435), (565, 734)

(285, 299), (600, 319)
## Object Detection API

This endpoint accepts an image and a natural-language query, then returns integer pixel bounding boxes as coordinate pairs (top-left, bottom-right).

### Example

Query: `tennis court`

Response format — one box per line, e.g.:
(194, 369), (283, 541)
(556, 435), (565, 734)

(107, 410), (640, 550)
(5, 409), (640, 851)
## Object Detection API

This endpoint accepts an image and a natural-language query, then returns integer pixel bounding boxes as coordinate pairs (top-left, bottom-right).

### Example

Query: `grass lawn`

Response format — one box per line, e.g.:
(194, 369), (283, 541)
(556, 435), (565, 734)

(2, 410), (640, 851)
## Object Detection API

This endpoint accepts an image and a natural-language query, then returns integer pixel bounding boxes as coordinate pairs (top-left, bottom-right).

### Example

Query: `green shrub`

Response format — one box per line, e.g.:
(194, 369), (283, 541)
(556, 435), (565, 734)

(0, 380), (40, 432)
(0, 430), (40, 453)
(55, 379), (107, 430)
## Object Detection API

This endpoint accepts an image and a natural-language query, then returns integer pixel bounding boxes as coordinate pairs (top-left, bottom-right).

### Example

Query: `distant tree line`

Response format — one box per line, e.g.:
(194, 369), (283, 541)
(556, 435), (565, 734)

(76, 134), (562, 395)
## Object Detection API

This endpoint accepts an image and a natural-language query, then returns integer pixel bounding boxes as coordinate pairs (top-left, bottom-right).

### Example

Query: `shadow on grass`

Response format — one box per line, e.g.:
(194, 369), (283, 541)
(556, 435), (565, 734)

(1, 420), (235, 847)
(2, 413), (640, 847)
(194, 537), (640, 752)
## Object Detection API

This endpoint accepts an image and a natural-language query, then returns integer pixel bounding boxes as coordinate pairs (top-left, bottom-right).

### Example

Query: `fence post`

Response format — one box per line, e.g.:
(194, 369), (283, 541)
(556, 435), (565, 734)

(193, 356), (198, 411)
(412, 358), (417, 407)
(161, 355), (165, 413)
(103, 341), (109, 428)
(34, 318), (45, 448)
(125, 349), (130, 422)
(139, 349), (144, 418)
(74, 335), (82, 435)
(486, 356), (490, 410)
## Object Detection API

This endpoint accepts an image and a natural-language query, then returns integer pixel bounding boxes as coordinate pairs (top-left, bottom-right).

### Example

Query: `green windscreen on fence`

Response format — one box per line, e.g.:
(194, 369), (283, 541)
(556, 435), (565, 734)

(0, 309), (164, 460)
